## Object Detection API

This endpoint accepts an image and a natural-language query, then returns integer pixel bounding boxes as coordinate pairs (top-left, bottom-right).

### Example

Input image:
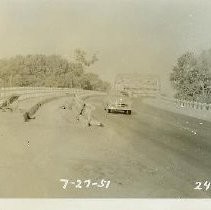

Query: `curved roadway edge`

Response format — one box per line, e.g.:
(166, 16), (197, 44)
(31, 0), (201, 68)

(23, 94), (74, 121)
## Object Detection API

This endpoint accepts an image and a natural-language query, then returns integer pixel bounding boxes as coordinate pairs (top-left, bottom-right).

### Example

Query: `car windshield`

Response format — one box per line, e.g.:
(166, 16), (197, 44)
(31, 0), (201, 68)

(108, 95), (130, 105)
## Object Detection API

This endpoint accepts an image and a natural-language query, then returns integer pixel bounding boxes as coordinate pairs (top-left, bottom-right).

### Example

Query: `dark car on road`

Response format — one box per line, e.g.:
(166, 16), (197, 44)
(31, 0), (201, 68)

(104, 95), (132, 114)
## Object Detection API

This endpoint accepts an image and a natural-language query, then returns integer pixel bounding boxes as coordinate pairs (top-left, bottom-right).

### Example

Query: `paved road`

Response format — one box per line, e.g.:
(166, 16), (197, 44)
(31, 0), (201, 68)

(87, 96), (211, 198)
(0, 95), (210, 198)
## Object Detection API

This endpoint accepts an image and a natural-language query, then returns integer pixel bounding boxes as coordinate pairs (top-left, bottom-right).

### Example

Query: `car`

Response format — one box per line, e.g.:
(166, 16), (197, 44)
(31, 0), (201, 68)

(120, 90), (129, 97)
(104, 95), (132, 114)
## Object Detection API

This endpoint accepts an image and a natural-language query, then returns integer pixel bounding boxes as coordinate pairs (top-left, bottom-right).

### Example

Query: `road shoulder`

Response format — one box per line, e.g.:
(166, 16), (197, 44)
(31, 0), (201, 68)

(143, 97), (211, 123)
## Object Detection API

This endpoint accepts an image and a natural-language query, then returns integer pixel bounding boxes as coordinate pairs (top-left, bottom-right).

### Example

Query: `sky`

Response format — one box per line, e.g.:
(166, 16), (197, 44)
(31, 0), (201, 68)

(1, 0), (211, 90)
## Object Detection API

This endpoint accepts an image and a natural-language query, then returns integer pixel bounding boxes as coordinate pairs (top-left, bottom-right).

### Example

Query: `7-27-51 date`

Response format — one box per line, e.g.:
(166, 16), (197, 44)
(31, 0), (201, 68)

(60, 179), (111, 189)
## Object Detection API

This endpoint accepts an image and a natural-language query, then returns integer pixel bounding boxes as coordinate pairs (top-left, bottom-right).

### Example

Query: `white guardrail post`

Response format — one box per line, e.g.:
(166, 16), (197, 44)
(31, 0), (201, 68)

(159, 94), (211, 112)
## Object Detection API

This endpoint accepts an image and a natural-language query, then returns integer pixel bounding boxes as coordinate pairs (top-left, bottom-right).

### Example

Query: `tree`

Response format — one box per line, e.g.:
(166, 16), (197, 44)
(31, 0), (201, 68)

(170, 51), (211, 102)
(0, 50), (110, 91)
(79, 73), (109, 91)
(74, 49), (98, 67)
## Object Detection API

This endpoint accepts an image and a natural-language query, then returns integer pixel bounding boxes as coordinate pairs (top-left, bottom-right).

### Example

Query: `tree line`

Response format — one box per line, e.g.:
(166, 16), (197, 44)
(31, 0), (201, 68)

(0, 49), (110, 91)
(170, 49), (211, 103)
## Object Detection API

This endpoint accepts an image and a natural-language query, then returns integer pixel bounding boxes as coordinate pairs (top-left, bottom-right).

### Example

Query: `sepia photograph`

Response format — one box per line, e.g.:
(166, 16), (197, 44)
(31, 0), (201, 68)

(0, 0), (211, 202)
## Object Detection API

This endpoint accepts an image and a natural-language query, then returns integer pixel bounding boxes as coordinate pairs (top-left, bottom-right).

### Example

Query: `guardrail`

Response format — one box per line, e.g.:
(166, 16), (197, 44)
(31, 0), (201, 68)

(159, 95), (211, 111)
(0, 86), (104, 125)
(0, 87), (89, 106)
(0, 87), (84, 99)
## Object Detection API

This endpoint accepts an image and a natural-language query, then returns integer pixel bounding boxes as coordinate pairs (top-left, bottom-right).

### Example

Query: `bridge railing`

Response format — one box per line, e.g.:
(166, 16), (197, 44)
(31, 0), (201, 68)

(0, 86), (96, 106)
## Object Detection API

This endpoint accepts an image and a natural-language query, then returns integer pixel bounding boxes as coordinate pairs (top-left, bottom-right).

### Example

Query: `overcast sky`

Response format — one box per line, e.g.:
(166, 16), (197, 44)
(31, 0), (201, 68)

(1, 0), (211, 87)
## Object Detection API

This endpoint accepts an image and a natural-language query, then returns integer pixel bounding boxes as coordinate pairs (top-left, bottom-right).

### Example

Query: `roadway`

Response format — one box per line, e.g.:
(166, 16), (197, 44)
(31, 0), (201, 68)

(0, 95), (210, 198)
(86, 95), (211, 198)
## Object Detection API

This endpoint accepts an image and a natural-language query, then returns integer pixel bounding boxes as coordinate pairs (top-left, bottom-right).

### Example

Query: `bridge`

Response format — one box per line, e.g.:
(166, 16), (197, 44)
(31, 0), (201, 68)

(114, 73), (160, 97)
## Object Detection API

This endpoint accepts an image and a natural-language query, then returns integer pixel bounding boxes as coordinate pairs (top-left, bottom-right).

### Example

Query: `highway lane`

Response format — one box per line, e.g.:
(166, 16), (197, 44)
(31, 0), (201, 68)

(87, 96), (211, 197)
